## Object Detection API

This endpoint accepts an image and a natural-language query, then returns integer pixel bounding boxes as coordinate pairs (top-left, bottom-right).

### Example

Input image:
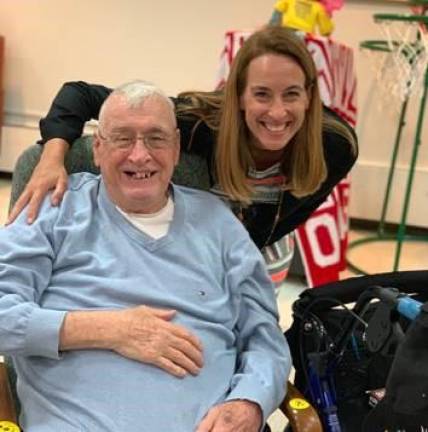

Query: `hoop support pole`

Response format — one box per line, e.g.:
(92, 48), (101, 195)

(393, 66), (428, 269)
(378, 97), (409, 236)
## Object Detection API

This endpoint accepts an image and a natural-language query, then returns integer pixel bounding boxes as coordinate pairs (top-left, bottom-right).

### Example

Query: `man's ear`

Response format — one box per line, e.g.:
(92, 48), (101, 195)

(174, 128), (181, 167)
(92, 132), (101, 167)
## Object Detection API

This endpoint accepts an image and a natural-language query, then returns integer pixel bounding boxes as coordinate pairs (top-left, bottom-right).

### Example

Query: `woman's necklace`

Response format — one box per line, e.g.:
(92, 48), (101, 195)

(261, 187), (285, 249)
(238, 185), (285, 250)
(236, 160), (286, 249)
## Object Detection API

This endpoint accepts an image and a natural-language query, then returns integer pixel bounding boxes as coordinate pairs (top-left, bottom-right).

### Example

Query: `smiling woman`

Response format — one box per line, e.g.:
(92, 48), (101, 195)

(239, 54), (310, 169)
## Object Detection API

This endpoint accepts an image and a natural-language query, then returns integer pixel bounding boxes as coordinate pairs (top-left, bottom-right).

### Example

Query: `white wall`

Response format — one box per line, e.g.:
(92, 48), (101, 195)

(0, 0), (277, 170)
(0, 0), (427, 227)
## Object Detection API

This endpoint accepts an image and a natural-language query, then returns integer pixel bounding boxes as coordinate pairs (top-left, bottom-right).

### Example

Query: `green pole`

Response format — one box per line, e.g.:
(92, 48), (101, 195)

(378, 97), (408, 236)
(393, 66), (428, 269)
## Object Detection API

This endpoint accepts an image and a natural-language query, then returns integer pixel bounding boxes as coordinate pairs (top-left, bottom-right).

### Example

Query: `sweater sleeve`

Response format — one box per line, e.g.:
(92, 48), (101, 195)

(224, 231), (291, 424)
(0, 203), (66, 359)
(38, 81), (112, 145)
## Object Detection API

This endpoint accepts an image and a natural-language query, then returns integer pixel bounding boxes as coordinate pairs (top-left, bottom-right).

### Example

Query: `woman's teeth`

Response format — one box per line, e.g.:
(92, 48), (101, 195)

(264, 123), (288, 132)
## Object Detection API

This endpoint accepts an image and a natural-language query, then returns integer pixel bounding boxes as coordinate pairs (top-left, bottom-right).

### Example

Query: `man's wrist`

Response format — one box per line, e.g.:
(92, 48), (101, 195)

(223, 399), (263, 430)
(225, 399), (262, 416)
(59, 310), (122, 352)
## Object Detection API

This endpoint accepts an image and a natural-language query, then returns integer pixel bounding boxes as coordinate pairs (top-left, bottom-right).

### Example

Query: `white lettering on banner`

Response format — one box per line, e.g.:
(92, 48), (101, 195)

(216, 31), (251, 89)
(314, 180), (349, 242)
(305, 214), (340, 267)
(306, 40), (333, 107)
(305, 36), (357, 127)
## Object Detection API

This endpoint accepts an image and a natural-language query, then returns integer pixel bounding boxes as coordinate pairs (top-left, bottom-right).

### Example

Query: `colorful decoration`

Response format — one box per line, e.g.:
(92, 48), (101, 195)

(320, 0), (344, 16)
(270, 0), (345, 36)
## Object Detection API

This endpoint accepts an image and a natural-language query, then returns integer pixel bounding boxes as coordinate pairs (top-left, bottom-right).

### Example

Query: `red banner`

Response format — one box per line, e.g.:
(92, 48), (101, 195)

(295, 178), (351, 287)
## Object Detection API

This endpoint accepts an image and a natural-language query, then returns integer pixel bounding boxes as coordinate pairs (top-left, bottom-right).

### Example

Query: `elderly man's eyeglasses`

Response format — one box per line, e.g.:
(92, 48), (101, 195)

(98, 131), (175, 151)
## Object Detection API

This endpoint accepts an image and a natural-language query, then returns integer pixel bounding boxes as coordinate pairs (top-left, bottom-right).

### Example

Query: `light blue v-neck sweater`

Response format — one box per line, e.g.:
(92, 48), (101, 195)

(0, 173), (290, 432)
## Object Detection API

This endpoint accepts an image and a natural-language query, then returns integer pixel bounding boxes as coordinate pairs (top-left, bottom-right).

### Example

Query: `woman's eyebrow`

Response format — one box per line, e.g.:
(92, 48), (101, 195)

(284, 85), (305, 91)
(250, 84), (305, 91)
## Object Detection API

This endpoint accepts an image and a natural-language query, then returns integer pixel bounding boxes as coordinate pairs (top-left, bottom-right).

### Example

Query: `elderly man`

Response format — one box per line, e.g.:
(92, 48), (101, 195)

(0, 81), (290, 432)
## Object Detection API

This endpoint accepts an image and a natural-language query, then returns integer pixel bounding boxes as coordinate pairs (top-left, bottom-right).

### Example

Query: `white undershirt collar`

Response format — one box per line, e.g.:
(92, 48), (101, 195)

(116, 196), (174, 239)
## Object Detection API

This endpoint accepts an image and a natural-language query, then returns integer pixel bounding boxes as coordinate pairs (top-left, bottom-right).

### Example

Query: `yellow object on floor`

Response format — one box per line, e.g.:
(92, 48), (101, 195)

(0, 421), (20, 432)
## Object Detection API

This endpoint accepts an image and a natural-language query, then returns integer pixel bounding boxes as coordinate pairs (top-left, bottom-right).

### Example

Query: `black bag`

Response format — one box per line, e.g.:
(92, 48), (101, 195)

(285, 270), (428, 432)
(362, 304), (428, 431)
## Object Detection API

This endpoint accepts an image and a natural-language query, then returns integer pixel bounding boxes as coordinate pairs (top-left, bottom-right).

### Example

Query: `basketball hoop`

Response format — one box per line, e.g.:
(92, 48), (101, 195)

(347, 8), (428, 275)
(360, 12), (428, 105)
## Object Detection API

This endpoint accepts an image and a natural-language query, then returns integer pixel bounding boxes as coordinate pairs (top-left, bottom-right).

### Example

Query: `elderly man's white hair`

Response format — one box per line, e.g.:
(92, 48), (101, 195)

(99, 80), (175, 129)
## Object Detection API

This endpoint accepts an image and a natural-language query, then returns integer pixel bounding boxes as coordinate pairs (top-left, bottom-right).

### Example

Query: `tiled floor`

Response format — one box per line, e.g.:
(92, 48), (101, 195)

(1, 177), (427, 431)
(347, 229), (428, 275)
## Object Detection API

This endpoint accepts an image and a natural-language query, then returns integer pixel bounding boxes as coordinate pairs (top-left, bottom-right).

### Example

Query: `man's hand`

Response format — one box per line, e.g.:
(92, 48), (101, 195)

(114, 306), (204, 377)
(196, 400), (262, 432)
(60, 306), (204, 378)
(7, 138), (69, 225)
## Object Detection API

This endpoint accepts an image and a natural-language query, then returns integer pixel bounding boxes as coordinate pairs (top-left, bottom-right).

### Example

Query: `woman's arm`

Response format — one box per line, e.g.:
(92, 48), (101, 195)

(39, 81), (112, 144)
(8, 82), (112, 224)
(7, 138), (69, 224)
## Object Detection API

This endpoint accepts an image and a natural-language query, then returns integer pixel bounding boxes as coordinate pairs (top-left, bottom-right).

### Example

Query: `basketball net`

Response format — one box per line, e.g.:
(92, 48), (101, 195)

(362, 10), (428, 109)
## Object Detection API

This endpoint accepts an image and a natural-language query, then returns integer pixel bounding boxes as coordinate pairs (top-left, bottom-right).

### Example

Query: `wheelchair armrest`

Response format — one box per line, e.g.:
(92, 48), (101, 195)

(280, 381), (323, 432)
(0, 362), (17, 423)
